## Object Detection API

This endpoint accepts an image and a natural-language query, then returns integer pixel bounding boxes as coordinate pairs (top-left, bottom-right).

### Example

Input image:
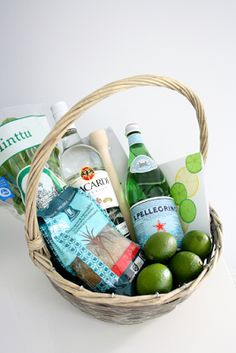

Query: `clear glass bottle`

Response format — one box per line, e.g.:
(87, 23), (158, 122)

(51, 102), (130, 238)
(125, 122), (184, 248)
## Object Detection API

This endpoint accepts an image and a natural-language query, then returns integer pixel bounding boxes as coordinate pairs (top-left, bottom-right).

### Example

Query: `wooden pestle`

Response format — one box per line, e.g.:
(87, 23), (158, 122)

(89, 129), (135, 241)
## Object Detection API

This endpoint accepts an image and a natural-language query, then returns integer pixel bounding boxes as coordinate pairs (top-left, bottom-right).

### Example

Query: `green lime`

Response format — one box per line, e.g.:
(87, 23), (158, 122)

(169, 251), (203, 284)
(170, 182), (188, 205)
(136, 263), (173, 295)
(182, 230), (212, 259)
(179, 199), (196, 223)
(144, 232), (177, 262)
(185, 153), (203, 174)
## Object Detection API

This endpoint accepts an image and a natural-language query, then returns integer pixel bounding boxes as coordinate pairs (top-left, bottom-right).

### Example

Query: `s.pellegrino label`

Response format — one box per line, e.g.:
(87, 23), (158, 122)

(38, 187), (144, 293)
(17, 165), (65, 209)
(71, 168), (130, 238)
(130, 196), (184, 248)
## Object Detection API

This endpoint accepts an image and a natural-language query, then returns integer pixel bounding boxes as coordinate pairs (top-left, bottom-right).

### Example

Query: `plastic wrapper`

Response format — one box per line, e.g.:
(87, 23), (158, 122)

(0, 104), (61, 218)
(38, 186), (145, 294)
(0, 176), (23, 221)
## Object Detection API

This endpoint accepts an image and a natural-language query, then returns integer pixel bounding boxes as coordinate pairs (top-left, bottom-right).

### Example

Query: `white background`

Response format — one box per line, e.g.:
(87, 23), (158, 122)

(1, 0), (235, 271)
(0, 1), (235, 352)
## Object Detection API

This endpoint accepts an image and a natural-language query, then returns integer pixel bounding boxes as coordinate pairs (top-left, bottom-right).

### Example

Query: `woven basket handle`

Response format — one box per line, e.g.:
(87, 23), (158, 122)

(25, 75), (208, 250)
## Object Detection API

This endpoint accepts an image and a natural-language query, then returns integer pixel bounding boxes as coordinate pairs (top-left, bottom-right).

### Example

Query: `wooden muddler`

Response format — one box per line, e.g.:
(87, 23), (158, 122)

(89, 129), (135, 241)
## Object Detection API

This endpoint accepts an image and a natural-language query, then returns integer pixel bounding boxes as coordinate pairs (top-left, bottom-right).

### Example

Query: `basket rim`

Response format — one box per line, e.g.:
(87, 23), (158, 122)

(34, 207), (222, 306)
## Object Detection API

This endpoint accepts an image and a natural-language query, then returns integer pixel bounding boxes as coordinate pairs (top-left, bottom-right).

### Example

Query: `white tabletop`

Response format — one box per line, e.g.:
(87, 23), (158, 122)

(0, 209), (235, 353)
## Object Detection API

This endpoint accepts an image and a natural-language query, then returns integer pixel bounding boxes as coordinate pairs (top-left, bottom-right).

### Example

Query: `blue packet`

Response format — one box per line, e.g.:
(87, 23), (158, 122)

(38, 186), (144, 294)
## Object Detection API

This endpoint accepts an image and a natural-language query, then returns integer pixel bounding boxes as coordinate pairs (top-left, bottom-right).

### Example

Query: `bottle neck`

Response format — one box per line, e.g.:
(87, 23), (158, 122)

(62, 128), (82, 151)
(127, 132), (144, 148)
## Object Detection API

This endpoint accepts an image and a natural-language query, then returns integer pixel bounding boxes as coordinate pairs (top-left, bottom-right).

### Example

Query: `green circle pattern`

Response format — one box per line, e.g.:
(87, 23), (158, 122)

(170, 182), (188, 205)
(185, 153), (202, 174)
(179, 199), (197, 223)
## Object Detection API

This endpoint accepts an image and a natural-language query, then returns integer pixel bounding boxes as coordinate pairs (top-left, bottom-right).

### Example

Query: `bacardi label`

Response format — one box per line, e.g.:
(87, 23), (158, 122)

(71, 168), (130, 238)
(72, 169), (118, 208)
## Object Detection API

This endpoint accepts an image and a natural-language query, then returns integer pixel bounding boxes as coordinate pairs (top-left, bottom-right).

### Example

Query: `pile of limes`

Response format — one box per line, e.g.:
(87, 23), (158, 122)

(136, 230), (212, 295)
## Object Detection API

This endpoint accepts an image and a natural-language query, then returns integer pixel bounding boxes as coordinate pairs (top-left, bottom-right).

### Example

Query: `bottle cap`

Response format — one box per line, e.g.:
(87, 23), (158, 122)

(125, 122), (140, 136)
(50, 101), (76, 129)
(50, 101), (68, 122)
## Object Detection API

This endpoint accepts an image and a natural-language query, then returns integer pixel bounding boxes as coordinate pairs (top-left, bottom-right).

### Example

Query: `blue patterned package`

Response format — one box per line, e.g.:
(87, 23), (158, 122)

(38, 186), (145, 294)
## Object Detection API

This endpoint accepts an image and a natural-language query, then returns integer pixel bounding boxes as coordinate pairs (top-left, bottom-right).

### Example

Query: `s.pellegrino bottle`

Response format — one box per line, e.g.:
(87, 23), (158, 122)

(125, 123), (184, 248)
(50, 101), (130, 238)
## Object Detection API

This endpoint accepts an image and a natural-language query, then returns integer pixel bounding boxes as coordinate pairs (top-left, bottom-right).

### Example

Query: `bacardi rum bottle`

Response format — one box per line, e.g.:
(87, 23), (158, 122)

(51, 102), (130, 238)
(125, 123), (184, 248)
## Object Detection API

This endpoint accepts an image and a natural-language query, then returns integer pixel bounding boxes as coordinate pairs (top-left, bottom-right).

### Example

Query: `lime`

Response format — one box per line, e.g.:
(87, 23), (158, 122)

(182, 230), (212, 259)
(179, 199), (196, 223)
(136, 263), (173, 295)
(175, 167), (199, 197)
(170, 182), (188, 205)
(144, 232), (177, 262)
(185, 153), (203, 174)
(169, 251), (203, 284)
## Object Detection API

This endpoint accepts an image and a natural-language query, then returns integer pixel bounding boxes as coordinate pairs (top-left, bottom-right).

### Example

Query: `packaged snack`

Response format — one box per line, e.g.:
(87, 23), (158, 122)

(38, 186), (144, 294)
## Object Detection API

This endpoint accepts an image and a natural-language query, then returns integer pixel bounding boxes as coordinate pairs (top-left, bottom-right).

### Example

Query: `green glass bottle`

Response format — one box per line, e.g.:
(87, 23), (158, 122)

(125, 123), (184, 249)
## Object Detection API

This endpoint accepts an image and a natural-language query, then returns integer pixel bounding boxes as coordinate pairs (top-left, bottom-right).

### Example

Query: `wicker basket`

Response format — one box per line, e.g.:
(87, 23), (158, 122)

(25, 75), (223, 325)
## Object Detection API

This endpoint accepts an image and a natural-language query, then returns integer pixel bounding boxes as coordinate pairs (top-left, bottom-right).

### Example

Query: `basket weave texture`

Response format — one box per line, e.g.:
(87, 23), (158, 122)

(25, 75), (223, 324)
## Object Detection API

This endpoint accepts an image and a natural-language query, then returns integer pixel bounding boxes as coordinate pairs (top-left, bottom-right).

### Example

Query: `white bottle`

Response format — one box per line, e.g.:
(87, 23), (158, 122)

(51, 101), (130, 238)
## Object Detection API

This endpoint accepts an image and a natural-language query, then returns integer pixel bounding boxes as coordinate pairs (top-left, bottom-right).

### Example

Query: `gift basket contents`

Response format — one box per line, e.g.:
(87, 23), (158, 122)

(0, 76), (222, 323)
(0, 101), (213, 295)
